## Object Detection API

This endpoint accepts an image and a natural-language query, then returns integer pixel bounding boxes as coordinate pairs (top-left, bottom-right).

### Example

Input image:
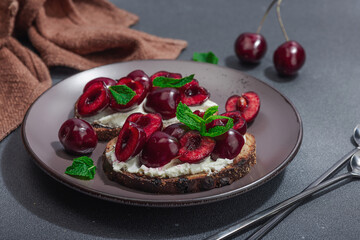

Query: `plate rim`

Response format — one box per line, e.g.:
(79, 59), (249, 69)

(21, 59), (303, 207)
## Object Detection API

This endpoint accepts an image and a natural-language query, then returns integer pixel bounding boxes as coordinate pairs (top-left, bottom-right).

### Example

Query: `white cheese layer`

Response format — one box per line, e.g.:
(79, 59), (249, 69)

(81, 99), (218, 128)
(105, 146), (234, 178)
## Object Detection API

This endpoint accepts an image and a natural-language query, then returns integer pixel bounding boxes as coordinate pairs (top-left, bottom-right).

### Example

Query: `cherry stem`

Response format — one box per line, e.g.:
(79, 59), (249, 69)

(276, 0), (290, 41)
(256, 0), (277, 34)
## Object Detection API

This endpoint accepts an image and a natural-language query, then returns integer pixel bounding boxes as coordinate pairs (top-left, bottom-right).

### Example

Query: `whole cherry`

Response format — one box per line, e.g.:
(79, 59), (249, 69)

(273, 0), (306, 75)
(234, 0), (276, 64)
(273, 41), (305, 75)
(234, 33), (267, 63)
(58, 118), (98, 155)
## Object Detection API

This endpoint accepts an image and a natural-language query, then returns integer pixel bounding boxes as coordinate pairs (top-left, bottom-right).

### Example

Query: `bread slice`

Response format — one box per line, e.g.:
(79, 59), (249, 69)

(74, 101), (121, 141)
(102, 133), (256, 194)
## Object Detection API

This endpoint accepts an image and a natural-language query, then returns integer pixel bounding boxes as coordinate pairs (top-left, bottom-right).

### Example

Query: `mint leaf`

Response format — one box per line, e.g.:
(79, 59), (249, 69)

(192, 51), (219, 64)
(204, 115), (231, 124)
(176, 103), (234, 137)
(65, 156), (96, 180)
(202, 106), (219, 120)
(109, 85), (136, 105)
(176, 102), (205, 131)
(152, 74), (194, 88)
(202, 115), (234, 137)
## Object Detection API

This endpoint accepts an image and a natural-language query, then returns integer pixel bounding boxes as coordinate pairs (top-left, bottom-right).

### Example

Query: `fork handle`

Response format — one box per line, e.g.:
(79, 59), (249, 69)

(247, 147), (359, 240)
(206, 172), (353, 240)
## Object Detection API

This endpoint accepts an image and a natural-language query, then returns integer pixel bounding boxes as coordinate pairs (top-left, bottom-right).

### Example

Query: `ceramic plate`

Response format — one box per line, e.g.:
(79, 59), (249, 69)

(22, 60), (302, 207)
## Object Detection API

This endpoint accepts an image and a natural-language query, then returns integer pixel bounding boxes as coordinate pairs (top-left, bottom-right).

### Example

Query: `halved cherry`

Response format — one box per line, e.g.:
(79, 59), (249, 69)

(180, 85), (209, 106)
(193, 110), (205, 118)
(178, 131), (215, 163)
(115, 122), (146, 162)
(83, 77), (117, 92)
(124, 113), (163, 140)
(221, 111), (247, 135)
(179, 78), (199, 92)
(127, 70), (150, 91)
(77, 82), (110, 116)
(225, 91), (260, 122)
(205, 118), (226, 131)
(110, 77), (146, 112)
(149, 71), (182, 91)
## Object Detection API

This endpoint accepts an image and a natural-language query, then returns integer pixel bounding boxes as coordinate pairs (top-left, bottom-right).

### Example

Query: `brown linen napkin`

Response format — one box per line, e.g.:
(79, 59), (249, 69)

(16, 0), (188, 70)
(0, 0), (51, 141)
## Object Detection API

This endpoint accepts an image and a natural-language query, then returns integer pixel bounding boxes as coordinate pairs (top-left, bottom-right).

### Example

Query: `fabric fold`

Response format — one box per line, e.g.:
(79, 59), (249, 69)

(0, 0), (51, 141)
(18, 0), (188, 70)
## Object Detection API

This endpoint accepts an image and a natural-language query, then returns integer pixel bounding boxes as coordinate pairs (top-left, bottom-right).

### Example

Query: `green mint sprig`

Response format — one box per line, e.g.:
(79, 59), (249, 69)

(176, 102), (204, 131)
(202, 115), (234, 137)
(109, 85), (136, 105)
(192, 51), (219, 64)
(202, 105), (219, 120)
(65, 156), (96, 180)
(176, 102), (234, 137)
(152, 74), (194, 88)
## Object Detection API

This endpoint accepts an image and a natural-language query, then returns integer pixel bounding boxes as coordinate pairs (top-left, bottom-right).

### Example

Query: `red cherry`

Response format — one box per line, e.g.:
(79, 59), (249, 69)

(77, 82), (110, 117)
(149, 71), (182, 91)
(225, 92), (260, 123)
(211, 129), (244, 160)
(110, 77), (146, 112)
(115, 123), (146, 162)
(140, 131), (180, 168)
(58, 118), (98, 155)
(178, 131), (215, 163)
(127, 70), (150, 91)
(163, 123), (190, 140)
(235, 33), (267, 63)
(124, 113), (163, 140)
(83, 77), (116, 92)
(143, 88), (181, 120)
(273, 40), (306, 76)
(220, 111), (247, 135)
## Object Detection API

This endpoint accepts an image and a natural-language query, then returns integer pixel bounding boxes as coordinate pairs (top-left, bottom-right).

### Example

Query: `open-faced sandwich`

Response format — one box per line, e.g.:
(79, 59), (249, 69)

(60, 69), (260, 193)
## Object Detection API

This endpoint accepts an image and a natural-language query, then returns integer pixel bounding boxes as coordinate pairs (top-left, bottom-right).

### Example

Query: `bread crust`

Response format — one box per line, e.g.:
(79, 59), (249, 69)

(92, 124), (121, 141)
(74, 101), (120, 141)
(102, 133), (256, 194)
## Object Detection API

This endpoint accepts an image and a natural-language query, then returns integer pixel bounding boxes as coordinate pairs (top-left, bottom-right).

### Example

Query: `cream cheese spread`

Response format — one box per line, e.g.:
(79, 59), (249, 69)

(105, 145), (234, 178)
(81, 99), (218, 128)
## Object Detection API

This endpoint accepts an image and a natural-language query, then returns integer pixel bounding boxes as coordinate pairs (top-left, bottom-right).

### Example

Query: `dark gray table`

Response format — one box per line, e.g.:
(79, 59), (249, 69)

(1, 0), (359, 239)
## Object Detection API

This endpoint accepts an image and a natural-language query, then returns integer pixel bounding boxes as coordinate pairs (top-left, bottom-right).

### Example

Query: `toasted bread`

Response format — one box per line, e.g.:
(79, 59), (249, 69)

(102, 133), (256, 194)
(74, 101), (121, 141)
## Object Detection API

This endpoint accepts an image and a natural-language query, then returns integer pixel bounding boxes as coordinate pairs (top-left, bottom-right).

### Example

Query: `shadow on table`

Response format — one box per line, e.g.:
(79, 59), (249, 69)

(2, 129), (284, 239)
(224, 55), (299, 83)
(224, 55), (260, 71)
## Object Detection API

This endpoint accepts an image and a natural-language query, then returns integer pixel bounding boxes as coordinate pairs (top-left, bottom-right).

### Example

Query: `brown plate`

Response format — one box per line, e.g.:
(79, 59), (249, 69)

(22, 60), (302, 207)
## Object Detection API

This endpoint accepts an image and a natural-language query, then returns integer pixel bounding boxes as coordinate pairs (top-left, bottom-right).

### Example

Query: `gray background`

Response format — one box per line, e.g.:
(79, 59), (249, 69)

(1, 0), (360, 239)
